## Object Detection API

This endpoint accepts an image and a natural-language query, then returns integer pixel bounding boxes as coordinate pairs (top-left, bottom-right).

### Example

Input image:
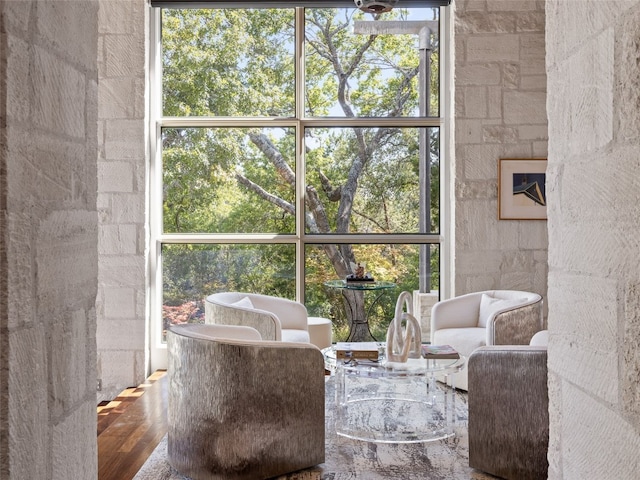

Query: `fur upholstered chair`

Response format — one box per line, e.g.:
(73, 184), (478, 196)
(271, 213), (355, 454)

(467, 344), (549, 479)
(430, 290), (543, 390)
(166, 323), (325, 480)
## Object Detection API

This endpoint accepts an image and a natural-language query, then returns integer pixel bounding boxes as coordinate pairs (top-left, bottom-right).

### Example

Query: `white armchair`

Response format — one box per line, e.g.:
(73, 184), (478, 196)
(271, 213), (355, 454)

(204, 292), (333, 348)
(430, 290), (543, 391)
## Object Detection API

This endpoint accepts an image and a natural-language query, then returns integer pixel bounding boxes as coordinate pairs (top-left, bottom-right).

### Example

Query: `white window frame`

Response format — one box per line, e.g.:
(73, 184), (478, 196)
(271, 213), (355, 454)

(147, 4), (452, 371)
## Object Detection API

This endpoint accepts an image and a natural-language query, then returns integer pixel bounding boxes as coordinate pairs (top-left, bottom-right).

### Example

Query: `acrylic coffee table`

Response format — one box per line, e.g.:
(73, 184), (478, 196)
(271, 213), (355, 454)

(324, 344), (465, 443)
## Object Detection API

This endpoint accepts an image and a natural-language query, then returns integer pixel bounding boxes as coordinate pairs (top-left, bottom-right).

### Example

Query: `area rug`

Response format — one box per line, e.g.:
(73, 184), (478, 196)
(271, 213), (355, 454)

(133, 377), (495, 480)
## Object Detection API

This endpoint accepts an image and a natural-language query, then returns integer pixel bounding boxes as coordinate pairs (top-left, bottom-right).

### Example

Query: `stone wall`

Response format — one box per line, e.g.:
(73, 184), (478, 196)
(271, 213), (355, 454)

(96, 0), (147, 402)
(0, 1), (99, 478)
(453, 0), (548, 299)
(545, 1), (640, 477)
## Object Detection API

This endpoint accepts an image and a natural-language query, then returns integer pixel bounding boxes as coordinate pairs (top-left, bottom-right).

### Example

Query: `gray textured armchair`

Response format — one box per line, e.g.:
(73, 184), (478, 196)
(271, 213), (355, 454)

(468, 345), (549, 480)
(167, 323), (325, 480)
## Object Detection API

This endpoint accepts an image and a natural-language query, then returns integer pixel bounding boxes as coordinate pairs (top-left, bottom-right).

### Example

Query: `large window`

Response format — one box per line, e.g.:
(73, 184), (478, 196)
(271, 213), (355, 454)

(149, 3), (449, 365)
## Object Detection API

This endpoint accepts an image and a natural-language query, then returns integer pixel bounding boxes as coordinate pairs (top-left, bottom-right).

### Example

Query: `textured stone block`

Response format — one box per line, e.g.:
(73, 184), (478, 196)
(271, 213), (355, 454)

(547, 273), (618, 403)
(50, 309), (93, 415)
(463, 86), (488, 117)
(103, 287), (137, 319)
(99, 224), (137, 255)
(502, 62), (519, 88)
(487, 0), (538, 12)
(462, 146), (501, 180)
(454, 118), (483, 143)
(6, 34), (30, 122)
(98, 256), (145, 287)
(487, 85), (503, 117)
(456, 200), (500, 247)
(560, 383), (640, 479)
(622, 281), (640, 424)
(518, 220), (548, 249)
(566, 29), (614, 153)
(104, 119), (145, 159)
(98, 161), (134, 193)
(96, 350), (137, 402)
(504, 91), (547, 124)
(467, 35), (520, 62)
(521, 74), (547, 90)
(3, 0), (31, 32)
(559, 157), (640, 225)
(32, 46), (87, 138)
(109, 193), (145, 223)
(37, 0), (98, 67)
(52, 402), (97, 480)
(455, 180), (496, 202)
(518, 125), (548, 140)
(99, 0), (137, 35)
(97, 318), (145, 351)
(455, 250), (503, 275)
(482, 125), (518, 143)
(520, 34), (546, 75)
(617, 7), (640, 141)
(457, 12), (517, 34)
(104, 34), (145, 78)
(9, 327), (49, 480)
(7, 213), (35, 329)
(515, 12), (545, 32)
(99, 77), (136, 118)
(413, 290), (438, 339)
(456, 63), (501, 85)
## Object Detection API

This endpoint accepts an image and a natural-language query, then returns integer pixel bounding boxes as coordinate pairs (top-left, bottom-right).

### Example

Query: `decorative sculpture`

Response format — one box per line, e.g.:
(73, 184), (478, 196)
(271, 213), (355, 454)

(386, 291), (422, 362)
(346, 261), (375, 282)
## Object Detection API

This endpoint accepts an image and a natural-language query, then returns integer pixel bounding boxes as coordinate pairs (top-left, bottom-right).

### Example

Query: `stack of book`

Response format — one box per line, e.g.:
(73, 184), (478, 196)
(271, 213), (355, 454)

(421, 344), (460, 360)
(335, 342), (380, 361)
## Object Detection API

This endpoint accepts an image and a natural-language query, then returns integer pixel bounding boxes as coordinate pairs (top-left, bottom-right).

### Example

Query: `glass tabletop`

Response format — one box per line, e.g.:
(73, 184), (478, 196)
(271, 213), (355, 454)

(322, 343), (466, 376)
(324, 279), (397, 291)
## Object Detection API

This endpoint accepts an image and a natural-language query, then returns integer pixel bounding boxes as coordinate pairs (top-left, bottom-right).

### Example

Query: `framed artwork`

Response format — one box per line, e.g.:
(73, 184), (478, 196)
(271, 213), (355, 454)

(498, 158), (547, 220)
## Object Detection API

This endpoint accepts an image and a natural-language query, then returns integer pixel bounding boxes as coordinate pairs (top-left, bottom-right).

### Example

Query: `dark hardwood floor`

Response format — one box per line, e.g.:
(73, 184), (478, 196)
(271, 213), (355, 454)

(97, 370), (168, 480)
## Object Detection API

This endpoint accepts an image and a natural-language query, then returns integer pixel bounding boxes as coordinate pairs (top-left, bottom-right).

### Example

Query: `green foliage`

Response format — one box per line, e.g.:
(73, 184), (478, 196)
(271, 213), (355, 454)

(163, 9), (295, 117)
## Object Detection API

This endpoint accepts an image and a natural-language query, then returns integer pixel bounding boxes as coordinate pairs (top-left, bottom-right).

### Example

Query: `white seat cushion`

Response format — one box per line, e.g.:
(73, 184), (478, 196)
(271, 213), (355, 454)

(432, 327), (486, 357)
(282, 329), (311, 344)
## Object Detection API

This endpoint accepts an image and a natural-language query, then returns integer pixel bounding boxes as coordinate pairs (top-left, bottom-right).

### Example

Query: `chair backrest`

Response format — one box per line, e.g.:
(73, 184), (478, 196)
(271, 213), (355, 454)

(170, 323), (262, 343)
(484, 290), (541, 303)
(478, 290), (542, 328)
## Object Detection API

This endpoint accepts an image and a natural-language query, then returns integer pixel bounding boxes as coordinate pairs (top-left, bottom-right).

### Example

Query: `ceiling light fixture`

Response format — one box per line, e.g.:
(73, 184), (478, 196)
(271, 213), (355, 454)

(354, 0), (398, 13)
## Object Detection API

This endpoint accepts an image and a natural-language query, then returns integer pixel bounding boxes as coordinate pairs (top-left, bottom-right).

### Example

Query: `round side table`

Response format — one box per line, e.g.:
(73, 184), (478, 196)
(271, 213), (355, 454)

(324, 280), (396, 342)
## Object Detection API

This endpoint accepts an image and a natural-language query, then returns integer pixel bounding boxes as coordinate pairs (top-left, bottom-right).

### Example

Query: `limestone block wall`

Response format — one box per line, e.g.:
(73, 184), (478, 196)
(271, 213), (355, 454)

(413, 290), (439, 340)
(0, 1), (99, 478)
(545, 1), (640, 477)
(453, 0), (548, 300)
(97, 0), (148, 402)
